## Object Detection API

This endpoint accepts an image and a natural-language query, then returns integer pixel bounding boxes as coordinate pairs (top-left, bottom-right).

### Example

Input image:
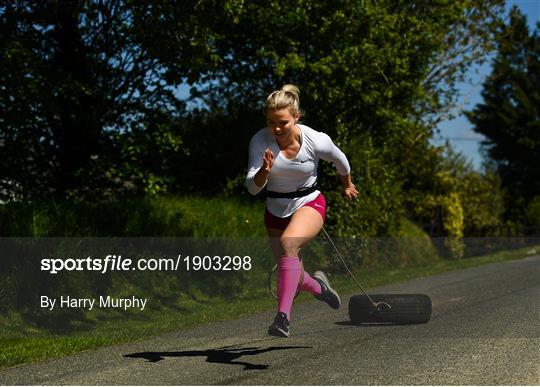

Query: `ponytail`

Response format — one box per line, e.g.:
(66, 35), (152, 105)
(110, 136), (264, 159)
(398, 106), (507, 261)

(265, 84), (301, 116)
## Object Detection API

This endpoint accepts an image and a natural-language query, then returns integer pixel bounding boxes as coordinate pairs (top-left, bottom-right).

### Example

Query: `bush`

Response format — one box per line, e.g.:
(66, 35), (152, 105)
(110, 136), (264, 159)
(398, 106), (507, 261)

(322, 135), (404, 238)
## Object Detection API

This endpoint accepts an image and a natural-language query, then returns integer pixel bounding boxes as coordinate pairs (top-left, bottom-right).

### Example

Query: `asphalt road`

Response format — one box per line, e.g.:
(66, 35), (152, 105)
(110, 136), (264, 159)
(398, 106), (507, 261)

(1, 255), (539, 385)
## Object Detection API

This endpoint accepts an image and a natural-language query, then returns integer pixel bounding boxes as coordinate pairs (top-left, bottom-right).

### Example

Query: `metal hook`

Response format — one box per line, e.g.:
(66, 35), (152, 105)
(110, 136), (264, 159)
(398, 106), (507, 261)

(374, 301), (392, 311)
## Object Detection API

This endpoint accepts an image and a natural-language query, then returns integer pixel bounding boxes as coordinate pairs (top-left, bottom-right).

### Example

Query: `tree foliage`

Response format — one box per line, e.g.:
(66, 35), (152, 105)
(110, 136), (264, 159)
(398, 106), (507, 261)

(176, 0), (505, 235)
(0, 0), (240, 198)
(466, 7), (540, 222)
(412, 143), (508, 255)
(0, 1), (510, 237)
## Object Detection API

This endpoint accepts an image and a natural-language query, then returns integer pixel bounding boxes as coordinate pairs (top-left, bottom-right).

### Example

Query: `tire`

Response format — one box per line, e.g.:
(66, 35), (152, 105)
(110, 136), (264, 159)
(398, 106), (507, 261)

(348, 294), (432, 324)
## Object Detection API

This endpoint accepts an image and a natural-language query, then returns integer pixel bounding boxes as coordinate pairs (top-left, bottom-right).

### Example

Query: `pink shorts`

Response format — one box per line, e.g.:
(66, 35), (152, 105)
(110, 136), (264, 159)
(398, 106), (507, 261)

(264, 192), (326, 230)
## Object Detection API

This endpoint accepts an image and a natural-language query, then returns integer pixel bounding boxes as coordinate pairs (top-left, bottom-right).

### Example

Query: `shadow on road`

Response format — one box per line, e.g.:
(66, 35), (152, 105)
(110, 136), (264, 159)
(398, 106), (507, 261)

(124, 344), (311, 370)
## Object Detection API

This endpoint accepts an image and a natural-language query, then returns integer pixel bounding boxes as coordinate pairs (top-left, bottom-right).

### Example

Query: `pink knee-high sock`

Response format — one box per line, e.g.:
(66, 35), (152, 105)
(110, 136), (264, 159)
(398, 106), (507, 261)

(299, 272), (322, 296)
(277, 256), (302, 320)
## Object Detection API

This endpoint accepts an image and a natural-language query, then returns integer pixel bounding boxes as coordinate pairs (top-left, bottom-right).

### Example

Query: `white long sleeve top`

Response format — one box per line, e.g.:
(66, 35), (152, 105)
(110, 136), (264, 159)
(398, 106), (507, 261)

(246, 124), (351, 218)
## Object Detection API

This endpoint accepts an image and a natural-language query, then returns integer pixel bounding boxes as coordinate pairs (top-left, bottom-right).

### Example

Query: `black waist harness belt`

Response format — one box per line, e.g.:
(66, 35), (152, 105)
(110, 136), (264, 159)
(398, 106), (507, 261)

(266, 182), (318, 199)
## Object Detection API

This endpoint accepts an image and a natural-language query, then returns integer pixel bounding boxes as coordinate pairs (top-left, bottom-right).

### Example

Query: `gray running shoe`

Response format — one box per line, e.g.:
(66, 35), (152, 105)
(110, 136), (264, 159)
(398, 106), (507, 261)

(313, 271), (341, 309)
(268, 312), (290, 338)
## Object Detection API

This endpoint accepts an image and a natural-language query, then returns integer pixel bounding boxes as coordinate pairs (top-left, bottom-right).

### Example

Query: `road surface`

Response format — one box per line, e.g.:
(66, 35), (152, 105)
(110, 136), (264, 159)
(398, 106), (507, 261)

(1, 255), (539, 385)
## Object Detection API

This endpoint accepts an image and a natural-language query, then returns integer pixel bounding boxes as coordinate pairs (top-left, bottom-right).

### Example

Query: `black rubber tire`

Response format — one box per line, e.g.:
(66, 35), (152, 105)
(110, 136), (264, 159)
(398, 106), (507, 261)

(348, 294), (432, 324)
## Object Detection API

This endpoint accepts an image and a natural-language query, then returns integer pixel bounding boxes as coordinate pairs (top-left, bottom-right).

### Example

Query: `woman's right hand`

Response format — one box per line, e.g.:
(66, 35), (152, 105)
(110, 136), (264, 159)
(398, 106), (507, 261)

(254, 149), (274, 187)
(262, 148), (275, 173)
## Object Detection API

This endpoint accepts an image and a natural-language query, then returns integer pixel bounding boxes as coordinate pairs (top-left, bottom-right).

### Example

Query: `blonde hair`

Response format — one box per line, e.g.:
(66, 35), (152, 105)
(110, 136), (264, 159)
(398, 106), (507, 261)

(265, 84), (301, 116)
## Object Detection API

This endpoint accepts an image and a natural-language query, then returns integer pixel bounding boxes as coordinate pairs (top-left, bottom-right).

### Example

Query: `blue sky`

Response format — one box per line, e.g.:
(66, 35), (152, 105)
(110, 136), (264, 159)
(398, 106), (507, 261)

(433, 0), (539, 170)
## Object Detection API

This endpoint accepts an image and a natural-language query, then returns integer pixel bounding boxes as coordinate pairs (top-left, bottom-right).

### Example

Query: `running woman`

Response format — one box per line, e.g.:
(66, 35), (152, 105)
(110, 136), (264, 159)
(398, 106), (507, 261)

(246, 84), (358, 337)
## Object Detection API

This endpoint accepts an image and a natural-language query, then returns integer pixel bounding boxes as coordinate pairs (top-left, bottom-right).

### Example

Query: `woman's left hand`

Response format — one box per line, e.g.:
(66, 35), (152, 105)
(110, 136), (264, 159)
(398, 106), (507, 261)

(343, 183), (358, 200)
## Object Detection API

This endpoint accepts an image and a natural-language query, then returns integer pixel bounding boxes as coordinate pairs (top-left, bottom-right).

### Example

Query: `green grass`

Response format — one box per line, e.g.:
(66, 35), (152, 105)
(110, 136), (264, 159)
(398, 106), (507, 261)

(1, 243), (537, 371)
(0, 196), (267, 237)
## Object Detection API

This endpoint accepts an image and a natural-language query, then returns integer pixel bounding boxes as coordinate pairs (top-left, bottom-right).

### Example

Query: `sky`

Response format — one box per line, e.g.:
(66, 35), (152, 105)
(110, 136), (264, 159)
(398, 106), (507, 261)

(433, 0), (539, 170)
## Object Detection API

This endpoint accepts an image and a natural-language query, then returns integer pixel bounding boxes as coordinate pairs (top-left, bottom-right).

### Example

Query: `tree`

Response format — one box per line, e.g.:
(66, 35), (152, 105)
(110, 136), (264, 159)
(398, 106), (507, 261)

(466, 7), (540, 221)
(0, 1), (233, 200)
(438, 144), (504, 236)
(0, 0), (506, 220)
(412, 142), (504, 237)
(181, 0), (504, 235)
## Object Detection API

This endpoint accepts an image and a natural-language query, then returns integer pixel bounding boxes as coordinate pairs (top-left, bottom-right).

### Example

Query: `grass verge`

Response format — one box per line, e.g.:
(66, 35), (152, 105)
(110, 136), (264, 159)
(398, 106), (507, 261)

(1, 244), (538, 371)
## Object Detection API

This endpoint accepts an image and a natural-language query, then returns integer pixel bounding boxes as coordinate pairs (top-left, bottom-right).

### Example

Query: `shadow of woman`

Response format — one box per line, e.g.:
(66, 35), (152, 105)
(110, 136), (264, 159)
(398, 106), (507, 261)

(124, 344), (311, 370)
